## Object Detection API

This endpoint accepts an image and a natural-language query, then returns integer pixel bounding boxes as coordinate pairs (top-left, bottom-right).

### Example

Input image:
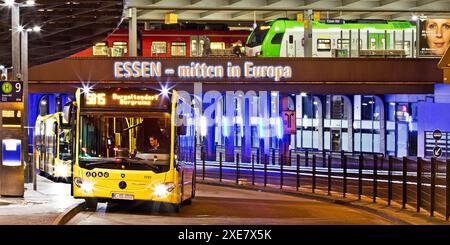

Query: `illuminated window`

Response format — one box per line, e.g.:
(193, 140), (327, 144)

(317, 39), (331, 52)
(111, 41), (127, 57)
(171, 42), (186, 56)
(395, 41), (410, 55)
(337, 39), (350, 49)
(151, 41), (167, 55)
(191, 39), (198, 56)
(92, 42), (109, 56)
(210, 42), (225, 50)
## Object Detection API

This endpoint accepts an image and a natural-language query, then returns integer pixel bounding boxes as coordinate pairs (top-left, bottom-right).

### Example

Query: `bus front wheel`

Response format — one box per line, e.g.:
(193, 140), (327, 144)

(84, 198), (98, 211)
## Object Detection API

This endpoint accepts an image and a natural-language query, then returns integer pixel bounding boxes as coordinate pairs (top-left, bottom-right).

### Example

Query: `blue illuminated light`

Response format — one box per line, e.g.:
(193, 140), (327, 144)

(277, 117), (283, 139)
(223, 117), (229, 137)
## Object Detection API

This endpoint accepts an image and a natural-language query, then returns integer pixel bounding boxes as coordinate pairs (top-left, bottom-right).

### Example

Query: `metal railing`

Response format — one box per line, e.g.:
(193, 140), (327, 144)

(196, 149), (450, 222)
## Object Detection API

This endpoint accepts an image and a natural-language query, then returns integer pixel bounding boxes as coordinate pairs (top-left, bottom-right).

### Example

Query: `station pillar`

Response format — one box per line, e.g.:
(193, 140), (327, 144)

(128, 7), (137, 57)
(303, 10), (313, 57)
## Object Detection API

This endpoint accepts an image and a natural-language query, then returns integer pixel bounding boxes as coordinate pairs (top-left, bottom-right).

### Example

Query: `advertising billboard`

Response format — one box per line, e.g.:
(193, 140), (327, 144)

(419, 18), (450, 57)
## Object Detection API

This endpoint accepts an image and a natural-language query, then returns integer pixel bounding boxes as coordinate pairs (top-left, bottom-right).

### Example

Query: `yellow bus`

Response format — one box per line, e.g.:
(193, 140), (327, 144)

(70, 88), (196, 211)
(34, 96), (72, 182)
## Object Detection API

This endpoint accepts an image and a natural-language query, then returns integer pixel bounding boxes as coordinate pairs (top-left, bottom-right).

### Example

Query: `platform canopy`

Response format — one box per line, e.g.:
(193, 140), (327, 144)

(0, 0), (125, 67)
(129, 0), (450, 26)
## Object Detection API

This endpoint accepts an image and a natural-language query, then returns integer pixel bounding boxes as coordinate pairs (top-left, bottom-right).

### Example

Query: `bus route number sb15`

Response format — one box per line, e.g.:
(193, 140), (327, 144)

(86, 93), (106, 106)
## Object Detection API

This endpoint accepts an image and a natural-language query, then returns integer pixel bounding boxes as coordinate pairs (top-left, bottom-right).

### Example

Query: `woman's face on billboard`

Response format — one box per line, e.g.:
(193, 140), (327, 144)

(425, 19), (450, 55)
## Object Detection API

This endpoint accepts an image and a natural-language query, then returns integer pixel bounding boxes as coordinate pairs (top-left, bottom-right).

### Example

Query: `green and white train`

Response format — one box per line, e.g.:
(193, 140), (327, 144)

(245, 19), (416, 58)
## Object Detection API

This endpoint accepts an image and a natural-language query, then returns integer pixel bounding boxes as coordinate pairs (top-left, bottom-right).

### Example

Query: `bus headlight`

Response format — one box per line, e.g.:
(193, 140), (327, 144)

(153, 183), (176, 198)
(55, 163), (69, 177)
(74, 177), (94, 193)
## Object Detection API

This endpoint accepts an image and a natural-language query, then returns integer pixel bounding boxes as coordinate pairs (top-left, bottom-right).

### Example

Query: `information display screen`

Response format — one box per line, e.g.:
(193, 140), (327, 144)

(1, 81), (22, 102)
(81, 89), (170, 111)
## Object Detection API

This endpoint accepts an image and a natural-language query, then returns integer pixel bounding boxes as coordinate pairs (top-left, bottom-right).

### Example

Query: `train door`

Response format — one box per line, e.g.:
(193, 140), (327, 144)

(369, 33), (391, 49)
(190, 36), (199, 57)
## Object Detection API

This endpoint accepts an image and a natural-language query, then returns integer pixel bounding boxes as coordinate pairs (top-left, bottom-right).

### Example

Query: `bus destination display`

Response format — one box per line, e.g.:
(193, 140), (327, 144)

(82, 91), (169, 110)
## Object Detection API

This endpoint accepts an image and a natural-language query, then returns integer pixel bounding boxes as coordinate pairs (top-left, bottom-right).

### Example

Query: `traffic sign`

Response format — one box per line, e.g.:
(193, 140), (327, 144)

(432, 129), (442, 141)
(433, 146), (442, 158)
(1, 81), (22, 102)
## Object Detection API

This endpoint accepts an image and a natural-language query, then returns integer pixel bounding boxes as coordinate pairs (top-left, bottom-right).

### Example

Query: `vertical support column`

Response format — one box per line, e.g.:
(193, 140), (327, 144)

(225, 91), (235, 162)
(303, 9), (313, 57)
(21, 29), (30, 190)
(11, 4), (20, 79)
(128, 7), (137, 57)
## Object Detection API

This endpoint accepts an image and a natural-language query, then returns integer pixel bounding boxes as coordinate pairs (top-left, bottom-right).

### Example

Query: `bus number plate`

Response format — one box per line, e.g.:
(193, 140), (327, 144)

(112, 193), (134, 200)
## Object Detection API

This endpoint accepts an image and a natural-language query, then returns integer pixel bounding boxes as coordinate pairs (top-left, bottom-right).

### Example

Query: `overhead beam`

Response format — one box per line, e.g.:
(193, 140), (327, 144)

(262, 11), (284, 19)
(304, 0), (322, 5)
(266, 0), (282, 4)
(341, 0), (361, 6)
(200, 11), (216, 18)
(416, 0), (443, 7)
(231, 11), (251, 18)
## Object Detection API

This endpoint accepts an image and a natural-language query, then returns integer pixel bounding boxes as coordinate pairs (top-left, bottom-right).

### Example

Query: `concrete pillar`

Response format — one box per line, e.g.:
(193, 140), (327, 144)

(128, 7), (137, 57)
(303, 9), (313, 57)
(11, 4), (20, 79)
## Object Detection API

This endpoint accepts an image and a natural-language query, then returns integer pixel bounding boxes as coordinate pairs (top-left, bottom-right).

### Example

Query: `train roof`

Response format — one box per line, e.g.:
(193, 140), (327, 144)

(264, 19), (416, 30)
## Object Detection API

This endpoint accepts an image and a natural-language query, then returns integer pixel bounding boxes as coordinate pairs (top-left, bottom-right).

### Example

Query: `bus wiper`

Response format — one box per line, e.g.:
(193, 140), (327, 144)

(123, 122), (142, 131)
(121, 158), (161, 171)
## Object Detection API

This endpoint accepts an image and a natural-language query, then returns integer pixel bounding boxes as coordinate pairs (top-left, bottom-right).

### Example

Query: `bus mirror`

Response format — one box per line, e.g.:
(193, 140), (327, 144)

(39, 95), (49, 116)
(63, 102), (73, 125)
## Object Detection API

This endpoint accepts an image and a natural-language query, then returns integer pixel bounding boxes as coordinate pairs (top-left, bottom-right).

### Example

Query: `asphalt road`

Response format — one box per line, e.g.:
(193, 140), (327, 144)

(67, 183), (393, 225)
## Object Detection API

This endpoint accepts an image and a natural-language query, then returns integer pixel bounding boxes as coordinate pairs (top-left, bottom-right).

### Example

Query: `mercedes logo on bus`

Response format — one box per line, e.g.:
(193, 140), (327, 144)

(119, 181), (127, 190)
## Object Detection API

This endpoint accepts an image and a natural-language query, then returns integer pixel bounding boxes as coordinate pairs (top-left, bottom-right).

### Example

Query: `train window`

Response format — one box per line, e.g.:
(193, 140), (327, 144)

(191, 40), (198, 56)
(93, 42), (109, 56)
(111, 41), (127, 57)
(289, 35), (293, 44)
(337, 39), (350, 49)
(271, 33), (284, 44)
(317, 39), (331, 52)
(151, 41), (167, 55)
(171, 42), (187, 56)
(211, 42), (225, 50)
(395, 41), (410, 55)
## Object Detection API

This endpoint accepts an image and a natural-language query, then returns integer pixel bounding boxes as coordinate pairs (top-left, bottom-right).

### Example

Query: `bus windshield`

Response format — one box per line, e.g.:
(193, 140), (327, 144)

(79, 112), (171, 169)
(246, 28), (269, 47)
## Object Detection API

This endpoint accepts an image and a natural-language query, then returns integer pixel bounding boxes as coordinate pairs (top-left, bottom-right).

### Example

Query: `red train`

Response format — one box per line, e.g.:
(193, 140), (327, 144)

(72, 26), (250, 58)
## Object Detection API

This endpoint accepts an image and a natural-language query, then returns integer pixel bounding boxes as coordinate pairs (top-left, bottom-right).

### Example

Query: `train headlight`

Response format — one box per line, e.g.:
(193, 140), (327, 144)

(153, 183), (176, 198)
(74, 177), (94, 194)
